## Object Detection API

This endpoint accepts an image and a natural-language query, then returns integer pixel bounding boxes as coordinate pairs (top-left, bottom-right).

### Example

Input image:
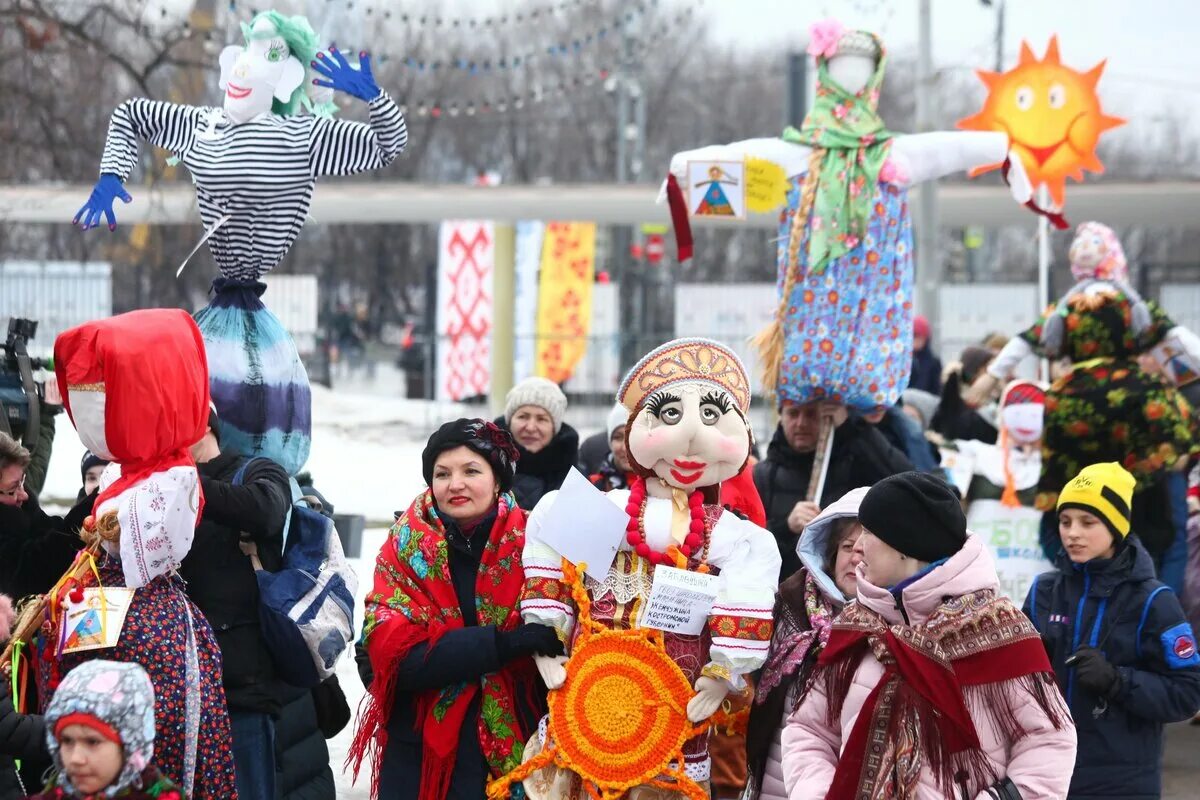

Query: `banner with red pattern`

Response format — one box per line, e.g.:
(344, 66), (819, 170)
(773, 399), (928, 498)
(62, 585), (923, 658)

(437, 221), (494, 400)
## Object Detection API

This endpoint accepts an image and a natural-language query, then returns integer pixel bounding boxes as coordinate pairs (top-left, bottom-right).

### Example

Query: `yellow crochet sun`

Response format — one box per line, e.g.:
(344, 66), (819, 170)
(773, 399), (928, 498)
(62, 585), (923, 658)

(487, 561), (742, 800)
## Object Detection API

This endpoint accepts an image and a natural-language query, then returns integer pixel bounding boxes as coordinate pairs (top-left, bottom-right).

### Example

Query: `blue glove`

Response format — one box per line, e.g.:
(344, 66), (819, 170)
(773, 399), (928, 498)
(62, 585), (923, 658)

(310, 45), (381, 103)
(74, 174), (132, 231)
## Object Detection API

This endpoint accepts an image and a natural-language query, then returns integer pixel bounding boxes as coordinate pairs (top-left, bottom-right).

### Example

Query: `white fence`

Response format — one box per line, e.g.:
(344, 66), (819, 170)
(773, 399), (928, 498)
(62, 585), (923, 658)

(0, 261), (113, 359)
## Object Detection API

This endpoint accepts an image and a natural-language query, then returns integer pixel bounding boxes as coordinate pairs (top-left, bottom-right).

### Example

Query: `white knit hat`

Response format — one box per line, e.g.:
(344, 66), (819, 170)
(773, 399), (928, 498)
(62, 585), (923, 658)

(606, 402), (629, 441)
(505, 377), (567, 433)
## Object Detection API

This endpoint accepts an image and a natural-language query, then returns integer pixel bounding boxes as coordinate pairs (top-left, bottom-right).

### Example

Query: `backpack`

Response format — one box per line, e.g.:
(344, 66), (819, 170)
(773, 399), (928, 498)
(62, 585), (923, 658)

(233, 460), (358, 688)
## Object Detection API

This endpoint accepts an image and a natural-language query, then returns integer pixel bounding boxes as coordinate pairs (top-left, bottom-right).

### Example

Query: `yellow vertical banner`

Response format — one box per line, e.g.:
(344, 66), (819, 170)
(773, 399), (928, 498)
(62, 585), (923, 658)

(535, 222), (596, 384)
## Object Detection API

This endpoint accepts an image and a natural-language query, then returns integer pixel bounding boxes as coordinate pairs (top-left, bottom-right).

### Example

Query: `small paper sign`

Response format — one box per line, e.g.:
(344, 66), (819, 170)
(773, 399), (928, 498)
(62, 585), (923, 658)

(687, 160), (746, 219)
(639, 566), (720, 636)
(745, 157), (789, 213)
(532, 468), (628, 582)
(60, 588), (135, 654)
(1151, 331), (1200, 388)
(940, 447), (977, 497)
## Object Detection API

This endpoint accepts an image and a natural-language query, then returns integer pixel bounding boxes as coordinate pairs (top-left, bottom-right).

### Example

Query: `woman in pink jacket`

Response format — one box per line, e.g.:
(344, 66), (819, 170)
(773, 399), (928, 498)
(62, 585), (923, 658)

(747, 488), (868, 800)
(782, 472), (1076, 800)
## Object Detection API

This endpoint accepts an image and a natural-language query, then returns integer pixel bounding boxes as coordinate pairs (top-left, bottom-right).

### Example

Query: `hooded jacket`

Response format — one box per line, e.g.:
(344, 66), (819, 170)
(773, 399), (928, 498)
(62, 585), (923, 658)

(754, 420), (913, 580)
(750, 489), (866, 800)
(782, 536), (1077, 800)
(1024, 537), (1200, 799)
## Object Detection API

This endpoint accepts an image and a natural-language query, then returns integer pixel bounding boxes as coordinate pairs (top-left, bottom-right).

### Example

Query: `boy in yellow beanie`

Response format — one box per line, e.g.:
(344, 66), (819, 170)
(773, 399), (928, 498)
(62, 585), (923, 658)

(1024, 462), (1200, 799)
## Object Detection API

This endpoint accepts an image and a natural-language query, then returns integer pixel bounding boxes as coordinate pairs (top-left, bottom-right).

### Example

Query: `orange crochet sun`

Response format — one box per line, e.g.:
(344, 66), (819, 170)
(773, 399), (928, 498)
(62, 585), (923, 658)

(957, 36), (1125, 207)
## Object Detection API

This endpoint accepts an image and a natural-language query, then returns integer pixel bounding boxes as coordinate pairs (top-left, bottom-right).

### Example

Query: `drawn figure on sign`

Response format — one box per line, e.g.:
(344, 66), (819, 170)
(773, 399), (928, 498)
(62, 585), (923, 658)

(693, 165), (739, 216)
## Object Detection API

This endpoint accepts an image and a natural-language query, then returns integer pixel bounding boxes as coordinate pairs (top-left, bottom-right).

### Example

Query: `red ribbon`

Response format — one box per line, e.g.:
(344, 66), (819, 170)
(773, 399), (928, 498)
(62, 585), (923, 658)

(1002, 157), (1069, 230)
(665, 173), (694, 262)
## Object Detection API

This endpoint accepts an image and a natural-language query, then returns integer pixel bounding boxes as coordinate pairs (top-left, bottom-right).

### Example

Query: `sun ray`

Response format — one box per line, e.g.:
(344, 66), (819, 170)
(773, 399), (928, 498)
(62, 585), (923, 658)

(1044, 35), (1062, 64)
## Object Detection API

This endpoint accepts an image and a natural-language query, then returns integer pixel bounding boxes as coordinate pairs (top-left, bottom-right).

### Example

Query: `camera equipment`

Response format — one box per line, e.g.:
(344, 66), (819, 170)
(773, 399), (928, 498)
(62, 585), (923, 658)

(0, 317), (50, 450)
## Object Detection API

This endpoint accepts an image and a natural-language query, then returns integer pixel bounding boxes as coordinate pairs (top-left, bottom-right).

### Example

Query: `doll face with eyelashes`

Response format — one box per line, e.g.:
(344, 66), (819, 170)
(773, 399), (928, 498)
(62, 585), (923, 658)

(626, 383), (749, 490)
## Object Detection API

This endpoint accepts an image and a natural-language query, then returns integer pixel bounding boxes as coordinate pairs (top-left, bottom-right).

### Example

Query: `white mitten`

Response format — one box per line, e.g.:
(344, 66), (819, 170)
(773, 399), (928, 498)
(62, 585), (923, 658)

(1006, 149), (1034, 205)
(686, 675), (730, 723)
(534, 654), (569, 690)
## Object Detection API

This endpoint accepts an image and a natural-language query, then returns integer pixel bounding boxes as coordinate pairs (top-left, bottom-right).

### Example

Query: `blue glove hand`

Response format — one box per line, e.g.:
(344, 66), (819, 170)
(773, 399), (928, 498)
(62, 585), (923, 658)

(74, 174), (132, 231)
(310, 45), (381, 103)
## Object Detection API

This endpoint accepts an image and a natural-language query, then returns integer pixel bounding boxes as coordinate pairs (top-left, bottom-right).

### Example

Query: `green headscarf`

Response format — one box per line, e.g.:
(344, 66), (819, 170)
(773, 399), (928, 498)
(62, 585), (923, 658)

(782, 34), (894, 274)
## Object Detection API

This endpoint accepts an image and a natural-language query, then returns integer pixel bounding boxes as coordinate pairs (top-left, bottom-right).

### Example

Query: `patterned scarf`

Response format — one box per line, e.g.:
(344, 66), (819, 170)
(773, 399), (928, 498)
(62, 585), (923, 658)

(347, 490), (535, 800)
(782, 37), (894, 275)
(755, 571), (836, 701)
(817, 589), (1066, 800)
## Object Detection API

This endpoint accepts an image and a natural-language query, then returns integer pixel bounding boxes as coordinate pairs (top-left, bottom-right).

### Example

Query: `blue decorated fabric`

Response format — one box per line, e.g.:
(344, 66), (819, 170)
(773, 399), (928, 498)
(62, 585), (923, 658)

(194, 280), (311, 475)
(774, 177), (915, 411)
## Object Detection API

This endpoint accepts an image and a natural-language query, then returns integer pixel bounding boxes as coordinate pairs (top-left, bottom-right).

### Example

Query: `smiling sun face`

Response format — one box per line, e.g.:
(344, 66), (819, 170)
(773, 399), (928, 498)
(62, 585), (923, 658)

(958, 36), (1125, 207)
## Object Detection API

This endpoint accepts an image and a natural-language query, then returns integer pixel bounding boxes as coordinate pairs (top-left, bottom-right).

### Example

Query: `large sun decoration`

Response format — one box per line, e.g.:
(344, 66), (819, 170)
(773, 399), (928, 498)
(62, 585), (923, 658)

(487, 560), (746, 800)
(957, 36), (1125, 207)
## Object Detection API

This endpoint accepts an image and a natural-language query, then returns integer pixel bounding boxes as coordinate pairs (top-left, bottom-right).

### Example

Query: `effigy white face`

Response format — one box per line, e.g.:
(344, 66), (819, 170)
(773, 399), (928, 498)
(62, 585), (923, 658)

(1068, 228), (1107, 274)
(68, 389), (113, 461)
(627, 383), (749, 491)
(218, 17), (306, 123)
(826, 52), (875, 96)
(1002, 402), (1044, 446)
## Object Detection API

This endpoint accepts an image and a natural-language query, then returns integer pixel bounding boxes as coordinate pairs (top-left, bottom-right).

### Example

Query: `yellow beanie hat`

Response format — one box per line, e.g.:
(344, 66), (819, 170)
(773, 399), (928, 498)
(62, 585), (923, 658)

(1057, 462), (1136, 539)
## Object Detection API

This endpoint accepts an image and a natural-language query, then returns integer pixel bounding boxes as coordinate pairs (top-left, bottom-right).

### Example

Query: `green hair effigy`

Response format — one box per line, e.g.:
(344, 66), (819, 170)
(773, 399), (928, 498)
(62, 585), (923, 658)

(241, 10), (320, 116)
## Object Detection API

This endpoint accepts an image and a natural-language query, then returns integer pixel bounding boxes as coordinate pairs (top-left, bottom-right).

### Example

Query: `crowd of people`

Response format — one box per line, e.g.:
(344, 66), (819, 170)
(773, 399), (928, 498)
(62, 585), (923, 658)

(2, 8), (1199, 800)
(5, 333), (1197, 800)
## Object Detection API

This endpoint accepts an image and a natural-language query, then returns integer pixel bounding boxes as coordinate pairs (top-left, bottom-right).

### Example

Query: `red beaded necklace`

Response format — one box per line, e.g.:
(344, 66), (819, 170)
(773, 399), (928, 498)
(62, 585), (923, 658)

(624, 476), (711, 571)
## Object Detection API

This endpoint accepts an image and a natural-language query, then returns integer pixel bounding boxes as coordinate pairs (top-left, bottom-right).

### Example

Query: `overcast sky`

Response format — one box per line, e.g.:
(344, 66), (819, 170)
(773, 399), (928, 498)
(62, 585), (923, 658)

(695, 0), (1198, 136)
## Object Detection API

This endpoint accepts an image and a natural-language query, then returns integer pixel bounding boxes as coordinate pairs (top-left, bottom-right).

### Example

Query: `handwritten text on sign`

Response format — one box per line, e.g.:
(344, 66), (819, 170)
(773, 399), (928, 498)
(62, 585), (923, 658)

(640, 566), (719, 636)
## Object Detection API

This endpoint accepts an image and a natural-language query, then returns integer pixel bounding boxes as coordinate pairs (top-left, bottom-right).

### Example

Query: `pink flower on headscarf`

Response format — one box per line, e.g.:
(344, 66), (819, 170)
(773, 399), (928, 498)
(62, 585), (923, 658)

(807, 18), (846, 59)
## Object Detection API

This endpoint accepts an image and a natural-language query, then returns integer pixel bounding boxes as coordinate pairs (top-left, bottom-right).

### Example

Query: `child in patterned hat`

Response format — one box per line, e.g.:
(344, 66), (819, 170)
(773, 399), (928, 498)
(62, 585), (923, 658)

(29, 660), (184, 800)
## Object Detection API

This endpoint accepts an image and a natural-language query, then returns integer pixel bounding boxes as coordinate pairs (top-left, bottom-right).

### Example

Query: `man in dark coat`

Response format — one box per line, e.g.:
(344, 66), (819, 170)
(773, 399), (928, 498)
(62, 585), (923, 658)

(181, 409), (292, 800)
(0, 685), (45, 800)
(753, 402), (914, 580)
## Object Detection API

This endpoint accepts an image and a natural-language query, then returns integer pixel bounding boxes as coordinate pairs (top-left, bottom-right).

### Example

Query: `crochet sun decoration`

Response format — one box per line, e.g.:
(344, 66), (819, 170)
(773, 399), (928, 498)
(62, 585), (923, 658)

(487, 561), (746, 800)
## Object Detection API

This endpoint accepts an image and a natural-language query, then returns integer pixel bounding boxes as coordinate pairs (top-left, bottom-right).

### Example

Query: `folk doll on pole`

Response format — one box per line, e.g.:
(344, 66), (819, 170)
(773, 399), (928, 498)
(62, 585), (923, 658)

(966, 222), (1200, 515)
(662, 19), (1038, 421)
(74, 10), (408, 476)
(39, 310), (237, 798)
(517, 338), (781, 799)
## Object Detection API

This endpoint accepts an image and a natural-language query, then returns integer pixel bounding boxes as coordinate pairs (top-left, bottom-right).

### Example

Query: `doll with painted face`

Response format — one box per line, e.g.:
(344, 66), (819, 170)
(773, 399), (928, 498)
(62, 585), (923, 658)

(520, 338), (781, 798)
(74, 9), (407, 477)
(943, 380), (1053, 603)
(662, 19), (1035, 415)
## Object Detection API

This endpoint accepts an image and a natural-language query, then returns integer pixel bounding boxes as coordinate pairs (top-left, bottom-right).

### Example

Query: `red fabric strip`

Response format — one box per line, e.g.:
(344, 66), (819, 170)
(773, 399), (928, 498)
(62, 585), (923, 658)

(666, 174), (694, 262)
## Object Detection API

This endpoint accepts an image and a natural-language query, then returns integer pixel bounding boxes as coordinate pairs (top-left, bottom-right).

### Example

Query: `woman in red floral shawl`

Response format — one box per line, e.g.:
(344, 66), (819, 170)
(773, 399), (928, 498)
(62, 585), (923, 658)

(348, 418), (563, 800)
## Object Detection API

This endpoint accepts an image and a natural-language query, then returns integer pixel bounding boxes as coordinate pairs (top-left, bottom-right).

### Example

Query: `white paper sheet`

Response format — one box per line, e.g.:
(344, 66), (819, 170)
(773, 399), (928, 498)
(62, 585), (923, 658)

(531, 467), (627, 581)
(640, 566), (720, 636)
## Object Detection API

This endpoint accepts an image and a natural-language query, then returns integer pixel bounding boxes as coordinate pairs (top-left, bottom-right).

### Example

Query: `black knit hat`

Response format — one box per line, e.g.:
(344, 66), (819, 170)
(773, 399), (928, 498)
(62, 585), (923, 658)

(80, 451), (109, 482)
(858, 472), (967, 562)
(422, 418), (520, 491)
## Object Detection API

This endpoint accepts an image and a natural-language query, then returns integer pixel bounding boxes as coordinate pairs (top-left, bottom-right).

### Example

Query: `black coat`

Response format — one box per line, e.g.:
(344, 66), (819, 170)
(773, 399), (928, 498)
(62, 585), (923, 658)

(0, 493), (88, 602)
(495, 418), (580, 511)
(909, 345), (943, 395)
(753, 419), (914, 580)
(932, 372), (998, 445)
(1025, 538), (1200, 799)
(274, 683), (337, 800)
(378, 514), (546, 800)
(0, 686), (47, 800)
(178, 452), (291, 716)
